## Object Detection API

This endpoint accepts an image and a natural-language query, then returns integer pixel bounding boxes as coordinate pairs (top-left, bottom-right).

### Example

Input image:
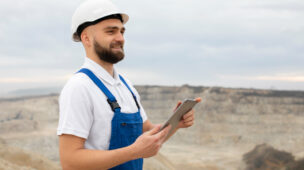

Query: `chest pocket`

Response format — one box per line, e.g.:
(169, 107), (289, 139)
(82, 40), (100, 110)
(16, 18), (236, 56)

(118, 118), (142, 147)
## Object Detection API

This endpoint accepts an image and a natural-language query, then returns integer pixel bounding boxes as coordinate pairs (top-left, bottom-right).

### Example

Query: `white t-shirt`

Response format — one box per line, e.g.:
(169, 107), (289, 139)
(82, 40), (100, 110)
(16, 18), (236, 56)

(57, 57), (148, 150)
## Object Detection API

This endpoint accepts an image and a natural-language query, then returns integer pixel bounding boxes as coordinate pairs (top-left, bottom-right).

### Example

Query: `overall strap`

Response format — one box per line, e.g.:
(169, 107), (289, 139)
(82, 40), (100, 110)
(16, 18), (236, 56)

(77, 68), (120, 112)
(119, 75), (140, 110)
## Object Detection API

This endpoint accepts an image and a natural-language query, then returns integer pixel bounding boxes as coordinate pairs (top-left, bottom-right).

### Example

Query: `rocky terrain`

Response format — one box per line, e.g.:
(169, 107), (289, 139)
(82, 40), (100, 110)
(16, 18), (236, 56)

(0, 85), (304, 169)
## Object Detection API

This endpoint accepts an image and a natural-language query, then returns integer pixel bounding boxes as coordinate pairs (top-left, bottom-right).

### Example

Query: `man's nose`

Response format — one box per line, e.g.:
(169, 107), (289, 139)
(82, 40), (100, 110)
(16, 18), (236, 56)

(115, 32), (124, 42)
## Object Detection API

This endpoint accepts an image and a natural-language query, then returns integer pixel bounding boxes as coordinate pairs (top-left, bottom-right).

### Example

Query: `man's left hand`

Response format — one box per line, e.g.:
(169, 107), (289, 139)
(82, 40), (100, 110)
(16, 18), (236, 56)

(178, 109), (195, 128)
(176, 97), (201, 129)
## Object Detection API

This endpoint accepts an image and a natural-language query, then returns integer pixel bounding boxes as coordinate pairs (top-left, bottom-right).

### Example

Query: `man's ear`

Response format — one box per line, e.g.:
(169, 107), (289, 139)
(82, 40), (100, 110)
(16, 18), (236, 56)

(81, 29), (92, 47)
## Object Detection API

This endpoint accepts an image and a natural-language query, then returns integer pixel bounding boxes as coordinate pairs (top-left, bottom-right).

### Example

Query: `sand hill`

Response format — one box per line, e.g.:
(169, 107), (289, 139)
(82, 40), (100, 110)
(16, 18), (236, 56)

(0, 138), (60, 170)
(0, 85), (304, 169)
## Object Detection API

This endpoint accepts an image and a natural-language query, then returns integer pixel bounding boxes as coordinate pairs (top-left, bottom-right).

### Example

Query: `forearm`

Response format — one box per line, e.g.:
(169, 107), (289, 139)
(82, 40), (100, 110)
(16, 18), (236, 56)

(61, 145), (137, 170)
(143, 120), (155, 133)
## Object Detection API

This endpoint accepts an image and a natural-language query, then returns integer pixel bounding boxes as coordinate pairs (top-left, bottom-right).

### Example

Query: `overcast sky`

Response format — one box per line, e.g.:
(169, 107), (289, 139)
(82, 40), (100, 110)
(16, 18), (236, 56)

(0, 0), (303, 95)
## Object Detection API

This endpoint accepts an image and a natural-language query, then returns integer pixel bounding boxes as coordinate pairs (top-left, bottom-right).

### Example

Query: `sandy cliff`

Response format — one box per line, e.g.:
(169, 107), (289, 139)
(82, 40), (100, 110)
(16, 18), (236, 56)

(138, 85), (304, 169)
(0, 86), (303, 169)
(0, 138), (60, 170)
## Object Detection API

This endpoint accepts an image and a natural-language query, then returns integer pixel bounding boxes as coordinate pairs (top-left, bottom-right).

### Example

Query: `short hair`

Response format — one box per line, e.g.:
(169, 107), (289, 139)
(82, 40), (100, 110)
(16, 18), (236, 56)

(75, 14), (123, 41)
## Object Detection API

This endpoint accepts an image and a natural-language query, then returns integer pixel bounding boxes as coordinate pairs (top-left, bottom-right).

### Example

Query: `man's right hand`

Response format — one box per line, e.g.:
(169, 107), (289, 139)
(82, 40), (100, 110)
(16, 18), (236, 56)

(130, 124), (171, 159)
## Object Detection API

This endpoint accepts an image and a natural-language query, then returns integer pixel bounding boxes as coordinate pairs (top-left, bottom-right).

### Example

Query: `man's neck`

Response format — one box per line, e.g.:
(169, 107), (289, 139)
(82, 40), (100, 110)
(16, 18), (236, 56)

(89, 56), (114, 77)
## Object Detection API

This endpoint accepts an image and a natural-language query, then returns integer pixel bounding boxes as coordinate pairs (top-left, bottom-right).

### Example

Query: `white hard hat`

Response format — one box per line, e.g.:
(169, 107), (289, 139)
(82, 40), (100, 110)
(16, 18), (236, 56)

(71, 0), (129, 42)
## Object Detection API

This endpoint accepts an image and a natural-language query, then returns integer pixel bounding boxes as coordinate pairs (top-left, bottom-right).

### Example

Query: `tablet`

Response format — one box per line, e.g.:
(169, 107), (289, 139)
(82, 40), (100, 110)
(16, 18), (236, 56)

(160, 99), (199, 135)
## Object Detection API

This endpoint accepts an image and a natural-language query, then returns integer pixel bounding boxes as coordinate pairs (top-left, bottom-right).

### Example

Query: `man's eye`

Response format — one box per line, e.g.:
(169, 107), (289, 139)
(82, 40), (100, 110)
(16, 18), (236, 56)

(107, 31), (114, 34)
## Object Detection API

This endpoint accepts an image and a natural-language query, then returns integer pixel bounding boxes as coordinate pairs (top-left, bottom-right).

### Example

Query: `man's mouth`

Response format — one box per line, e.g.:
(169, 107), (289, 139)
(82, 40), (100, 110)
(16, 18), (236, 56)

(112, 46), (122, 49)
(110, 44), (123, 52)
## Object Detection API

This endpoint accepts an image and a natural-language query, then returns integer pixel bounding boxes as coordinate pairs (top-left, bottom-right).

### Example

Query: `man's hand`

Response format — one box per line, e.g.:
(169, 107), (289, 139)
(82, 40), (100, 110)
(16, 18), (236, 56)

(176, 97), (201, 129)
(130, 124), (171, 159)
(140, 97), (202, 148)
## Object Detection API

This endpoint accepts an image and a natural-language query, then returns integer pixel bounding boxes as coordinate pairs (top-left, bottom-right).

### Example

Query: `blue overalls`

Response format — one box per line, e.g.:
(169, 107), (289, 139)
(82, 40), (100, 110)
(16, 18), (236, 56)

(78, 68), (143, 170)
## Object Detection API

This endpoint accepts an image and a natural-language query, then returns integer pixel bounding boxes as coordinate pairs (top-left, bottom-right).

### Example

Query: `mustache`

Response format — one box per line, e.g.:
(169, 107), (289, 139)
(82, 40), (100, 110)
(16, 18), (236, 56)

(110, 42), (124, 49)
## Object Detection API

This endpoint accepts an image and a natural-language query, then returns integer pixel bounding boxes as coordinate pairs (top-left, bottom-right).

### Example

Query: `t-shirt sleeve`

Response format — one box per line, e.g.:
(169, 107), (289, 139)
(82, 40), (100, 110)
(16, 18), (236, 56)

(57, 77), (93, 139)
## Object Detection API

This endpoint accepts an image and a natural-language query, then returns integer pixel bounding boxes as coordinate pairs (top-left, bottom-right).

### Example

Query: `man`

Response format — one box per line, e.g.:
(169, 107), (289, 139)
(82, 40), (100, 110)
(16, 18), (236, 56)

(57, 0), (199, 170)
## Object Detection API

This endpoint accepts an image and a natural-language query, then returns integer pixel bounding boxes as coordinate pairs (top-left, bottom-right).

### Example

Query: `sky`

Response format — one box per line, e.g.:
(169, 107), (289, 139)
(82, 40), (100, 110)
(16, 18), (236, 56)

(0, 0), (304, 95)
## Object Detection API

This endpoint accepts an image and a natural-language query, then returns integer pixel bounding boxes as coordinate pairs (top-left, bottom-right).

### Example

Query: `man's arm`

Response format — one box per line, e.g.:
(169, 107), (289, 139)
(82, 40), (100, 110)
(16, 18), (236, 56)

(143, 119), (155, 133)
(59, 134), (135, 170)
(59, 125), (170, 170)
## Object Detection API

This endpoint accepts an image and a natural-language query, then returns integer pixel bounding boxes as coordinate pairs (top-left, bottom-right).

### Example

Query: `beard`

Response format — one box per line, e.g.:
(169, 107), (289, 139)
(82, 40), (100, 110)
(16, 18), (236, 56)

(93, 39), (124, 64)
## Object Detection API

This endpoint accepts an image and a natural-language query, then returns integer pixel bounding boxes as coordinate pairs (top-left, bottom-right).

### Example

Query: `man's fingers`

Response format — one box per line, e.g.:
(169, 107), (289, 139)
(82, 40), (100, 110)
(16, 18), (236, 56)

(183, 116), (194, 123)
(183, 110), (194, 119)
(184, 120), (194, 126)
(148, 124), (161, 135)
(155, 125), (171, 139)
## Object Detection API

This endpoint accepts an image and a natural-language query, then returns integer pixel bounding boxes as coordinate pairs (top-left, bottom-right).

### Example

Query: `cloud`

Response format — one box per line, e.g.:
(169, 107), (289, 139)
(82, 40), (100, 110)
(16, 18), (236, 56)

(118, 67), (170, 85)
(219, 72), (304, 82)
(0, 0), (304, 93)
(0, 75), (71, 83)
(257, 76), (304, 82)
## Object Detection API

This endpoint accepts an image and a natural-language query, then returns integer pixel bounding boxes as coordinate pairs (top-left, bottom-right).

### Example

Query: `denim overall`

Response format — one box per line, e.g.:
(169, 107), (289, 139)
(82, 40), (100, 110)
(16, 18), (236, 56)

(78, 68), (143, 170)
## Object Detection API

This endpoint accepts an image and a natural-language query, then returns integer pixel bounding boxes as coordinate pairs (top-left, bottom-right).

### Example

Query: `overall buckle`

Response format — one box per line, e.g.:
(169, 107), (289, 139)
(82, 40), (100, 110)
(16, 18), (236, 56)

(107, 99), (121, 111)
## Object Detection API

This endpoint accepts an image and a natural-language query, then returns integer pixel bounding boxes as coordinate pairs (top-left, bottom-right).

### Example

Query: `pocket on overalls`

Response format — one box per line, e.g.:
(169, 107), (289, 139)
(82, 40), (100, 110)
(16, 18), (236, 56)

(120, 121), (142, 146)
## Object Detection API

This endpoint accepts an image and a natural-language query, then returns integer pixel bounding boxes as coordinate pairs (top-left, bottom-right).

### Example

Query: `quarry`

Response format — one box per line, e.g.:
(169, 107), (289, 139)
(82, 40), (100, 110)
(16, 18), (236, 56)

(0, 85), (304, 169)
